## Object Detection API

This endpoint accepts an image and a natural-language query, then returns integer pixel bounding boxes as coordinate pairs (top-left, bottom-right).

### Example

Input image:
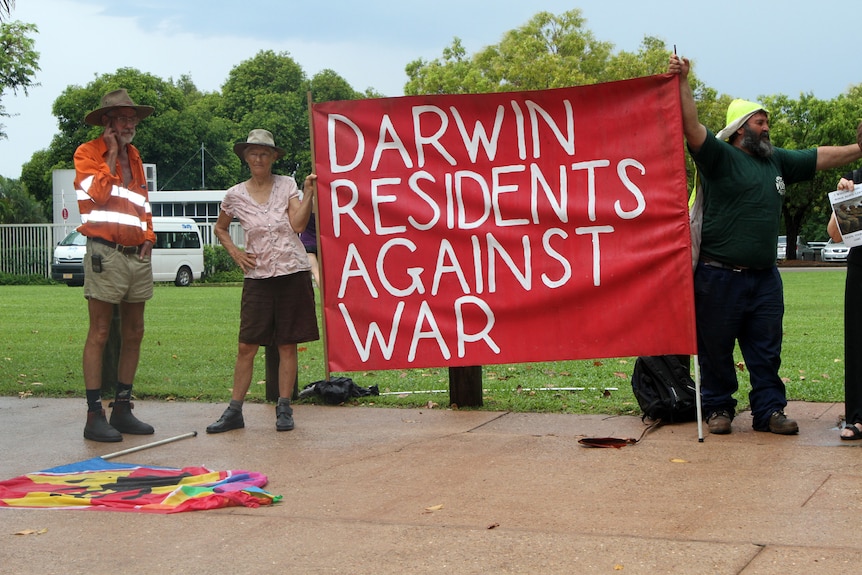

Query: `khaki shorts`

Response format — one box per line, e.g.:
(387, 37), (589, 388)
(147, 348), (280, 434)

(83, 239), (154, 304)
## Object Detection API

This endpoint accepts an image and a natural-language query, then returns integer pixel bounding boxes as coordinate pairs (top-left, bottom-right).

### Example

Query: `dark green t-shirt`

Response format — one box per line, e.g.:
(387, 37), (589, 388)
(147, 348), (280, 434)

(691, 129), (817, 268)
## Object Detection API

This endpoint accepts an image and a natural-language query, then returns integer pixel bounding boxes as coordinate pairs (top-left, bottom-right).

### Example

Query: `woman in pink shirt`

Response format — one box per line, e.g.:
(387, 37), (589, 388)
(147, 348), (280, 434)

(207, 129), (319, 433)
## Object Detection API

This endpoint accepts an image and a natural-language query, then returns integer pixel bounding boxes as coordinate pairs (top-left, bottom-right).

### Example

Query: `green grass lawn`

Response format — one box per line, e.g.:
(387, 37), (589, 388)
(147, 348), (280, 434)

(0, 268), (848, 415)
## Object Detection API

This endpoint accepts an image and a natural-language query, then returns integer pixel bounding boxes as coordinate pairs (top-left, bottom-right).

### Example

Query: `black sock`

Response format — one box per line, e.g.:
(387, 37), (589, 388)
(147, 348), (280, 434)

(229, 399), (243, 411)
(86, 389), (102, 412)
(115, 382), (133, 401)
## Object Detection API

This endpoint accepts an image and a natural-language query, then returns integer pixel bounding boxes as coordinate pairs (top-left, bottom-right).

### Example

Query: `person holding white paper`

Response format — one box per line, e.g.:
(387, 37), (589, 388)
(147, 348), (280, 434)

(828, 168), (862, 439)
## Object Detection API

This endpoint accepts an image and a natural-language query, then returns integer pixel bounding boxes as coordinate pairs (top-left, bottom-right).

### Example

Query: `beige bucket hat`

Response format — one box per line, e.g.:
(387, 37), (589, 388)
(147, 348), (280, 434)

(84, 88), (154, 126)
(233, 129), (286, 160)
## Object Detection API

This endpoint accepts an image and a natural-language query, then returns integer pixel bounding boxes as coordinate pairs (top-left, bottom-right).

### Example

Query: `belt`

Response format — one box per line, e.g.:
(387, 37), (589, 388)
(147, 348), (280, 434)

(90, 236), (142, 255)
(700, 257), (749, 272)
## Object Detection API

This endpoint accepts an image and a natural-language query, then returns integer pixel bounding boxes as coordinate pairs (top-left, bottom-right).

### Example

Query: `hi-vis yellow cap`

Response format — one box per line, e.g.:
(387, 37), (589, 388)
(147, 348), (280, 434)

(715, 99), (768, 141)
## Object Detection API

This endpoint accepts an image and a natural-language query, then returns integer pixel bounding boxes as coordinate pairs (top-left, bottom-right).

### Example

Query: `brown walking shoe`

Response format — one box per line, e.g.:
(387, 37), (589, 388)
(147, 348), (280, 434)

(706, 410), (732, 435)
(754, 410), (798, 435)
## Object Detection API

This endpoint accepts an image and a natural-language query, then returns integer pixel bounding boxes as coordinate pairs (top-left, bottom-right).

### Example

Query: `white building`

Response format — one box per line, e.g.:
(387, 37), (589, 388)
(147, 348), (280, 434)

(52, 167), (227, 244)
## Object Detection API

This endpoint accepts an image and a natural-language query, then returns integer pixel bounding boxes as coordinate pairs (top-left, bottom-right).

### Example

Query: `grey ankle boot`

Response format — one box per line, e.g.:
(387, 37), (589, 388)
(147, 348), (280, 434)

(84, 409), (123, 442)
(109, 400), (155, 435)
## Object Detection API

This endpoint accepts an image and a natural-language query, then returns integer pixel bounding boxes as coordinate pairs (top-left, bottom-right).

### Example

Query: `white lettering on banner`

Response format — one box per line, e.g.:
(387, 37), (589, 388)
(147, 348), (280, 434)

(530, 164), (568, 225)
(615, 159), (647, 219)
(524, 99), (575, 158)
(541, 229), (571, 289)
(338, 231), (611, 300)
(328, 100), (575, 171)
(576, 225), (615, 287)
(377, 239), (424, 297)
(328, 114), (364, 173)
(408, 301), (450, 361)
(322, 96), (657, 363)
(371, 115), (413, 171)
(330, 160), (644, 237)
(371, 178), (405, 235)
(330, 179), (371, 237)
(450, 104), (505, 163)
(455, 296), (499, 356)
(337, 296), (499, 362)
(337, 244), (378, 299)
(413, 106), (458, 168)
(431, 239), (470, 296)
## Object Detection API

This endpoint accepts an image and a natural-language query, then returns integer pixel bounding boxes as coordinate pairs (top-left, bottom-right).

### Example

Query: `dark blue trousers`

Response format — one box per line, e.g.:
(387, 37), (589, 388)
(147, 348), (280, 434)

(694, 262), (787, 430)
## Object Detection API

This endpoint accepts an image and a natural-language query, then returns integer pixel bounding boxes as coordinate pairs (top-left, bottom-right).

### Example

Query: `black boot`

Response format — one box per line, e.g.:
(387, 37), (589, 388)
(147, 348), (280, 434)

(276, 400), (294, 431)
(109, 400), (155, 435)
(84, 409), (123, 442)
(206, 407), (244, 434)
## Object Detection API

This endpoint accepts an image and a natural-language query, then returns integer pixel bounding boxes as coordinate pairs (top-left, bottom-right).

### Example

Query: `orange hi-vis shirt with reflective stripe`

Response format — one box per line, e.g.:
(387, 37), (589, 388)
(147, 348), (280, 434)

(73, 136), (156, 247)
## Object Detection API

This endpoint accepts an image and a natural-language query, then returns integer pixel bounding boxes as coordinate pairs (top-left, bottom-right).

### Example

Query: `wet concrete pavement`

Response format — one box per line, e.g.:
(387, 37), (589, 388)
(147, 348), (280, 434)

(1, 397), (860, 574)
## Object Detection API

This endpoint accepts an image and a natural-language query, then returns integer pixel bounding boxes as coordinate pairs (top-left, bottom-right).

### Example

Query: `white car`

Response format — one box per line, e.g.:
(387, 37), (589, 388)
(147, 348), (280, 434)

(51, 230), (88, 286)
(802, 241), (827, 261)
(776, 235), (807, 260)
(821, 239), (849, 263)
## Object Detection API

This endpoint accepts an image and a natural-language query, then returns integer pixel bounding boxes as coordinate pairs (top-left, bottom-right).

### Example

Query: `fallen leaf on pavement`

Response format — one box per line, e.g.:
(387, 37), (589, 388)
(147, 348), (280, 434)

(15, 528), (48, 535)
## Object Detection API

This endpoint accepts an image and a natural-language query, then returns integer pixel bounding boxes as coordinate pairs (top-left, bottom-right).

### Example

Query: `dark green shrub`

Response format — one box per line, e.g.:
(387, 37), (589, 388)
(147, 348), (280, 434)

(203, 245), (243, 283)
(0, 273), (55, 286)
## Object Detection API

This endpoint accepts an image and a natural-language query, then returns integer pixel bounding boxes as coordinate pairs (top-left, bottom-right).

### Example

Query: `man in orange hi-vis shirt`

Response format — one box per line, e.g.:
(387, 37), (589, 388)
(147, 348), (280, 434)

(73, 88), (156, 443)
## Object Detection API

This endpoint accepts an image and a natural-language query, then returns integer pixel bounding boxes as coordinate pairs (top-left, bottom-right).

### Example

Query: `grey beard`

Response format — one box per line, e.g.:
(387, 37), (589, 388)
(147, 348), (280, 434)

(741, 129), (773, 158)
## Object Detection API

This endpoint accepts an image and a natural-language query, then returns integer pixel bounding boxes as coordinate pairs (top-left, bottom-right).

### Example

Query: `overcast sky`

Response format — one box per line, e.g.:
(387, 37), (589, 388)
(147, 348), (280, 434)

(1, 0), (857, 179)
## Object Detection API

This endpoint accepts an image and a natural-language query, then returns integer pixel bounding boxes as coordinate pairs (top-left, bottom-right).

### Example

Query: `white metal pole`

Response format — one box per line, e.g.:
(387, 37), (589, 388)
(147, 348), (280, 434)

(694, 355), (704, 442)
(101, 431), (197, 460)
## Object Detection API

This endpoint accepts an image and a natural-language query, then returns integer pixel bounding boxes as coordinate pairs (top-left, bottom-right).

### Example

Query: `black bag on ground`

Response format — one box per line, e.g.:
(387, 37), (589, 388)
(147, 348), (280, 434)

(630, 355), (697, 423)
(298, 377), (379, 405)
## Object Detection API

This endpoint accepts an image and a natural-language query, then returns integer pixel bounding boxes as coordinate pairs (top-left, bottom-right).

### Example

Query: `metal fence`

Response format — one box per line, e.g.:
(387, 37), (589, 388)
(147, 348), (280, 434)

(0, 224), (55, 278)
(0, 222), (243, 278)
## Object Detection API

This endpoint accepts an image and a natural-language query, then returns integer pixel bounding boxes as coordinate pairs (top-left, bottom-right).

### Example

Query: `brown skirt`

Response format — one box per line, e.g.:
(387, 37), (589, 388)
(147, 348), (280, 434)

(239, 272), (319, 345)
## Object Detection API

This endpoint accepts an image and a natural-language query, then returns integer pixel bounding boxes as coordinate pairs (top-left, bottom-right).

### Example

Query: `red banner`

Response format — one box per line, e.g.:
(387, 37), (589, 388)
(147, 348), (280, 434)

(311, 74), (695, 372)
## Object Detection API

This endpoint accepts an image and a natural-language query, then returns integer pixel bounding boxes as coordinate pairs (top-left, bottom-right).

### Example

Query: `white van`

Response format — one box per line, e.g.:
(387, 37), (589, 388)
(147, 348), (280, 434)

(150, 217), (204, 286)
(52, 217), (204, 287)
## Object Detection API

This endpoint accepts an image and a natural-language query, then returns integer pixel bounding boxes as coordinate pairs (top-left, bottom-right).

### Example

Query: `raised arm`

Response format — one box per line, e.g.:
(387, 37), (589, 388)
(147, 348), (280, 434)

(668, 54), (708, 154)
(815, 141), (862, 171)
(289, 174), (318, 233)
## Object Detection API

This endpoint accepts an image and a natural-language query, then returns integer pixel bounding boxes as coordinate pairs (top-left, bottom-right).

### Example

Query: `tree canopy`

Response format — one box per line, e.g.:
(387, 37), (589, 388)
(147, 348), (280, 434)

(7, 9), (862, 250)
(18, 51), (367, 212)
(0, 0), (13, 21)
(0, 19), (39, 139)
(0, 173), (46, 223)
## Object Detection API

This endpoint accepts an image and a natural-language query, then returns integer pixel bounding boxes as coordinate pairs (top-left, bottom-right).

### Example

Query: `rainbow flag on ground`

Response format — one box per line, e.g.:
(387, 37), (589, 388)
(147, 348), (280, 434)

(0, 457), (281, 513)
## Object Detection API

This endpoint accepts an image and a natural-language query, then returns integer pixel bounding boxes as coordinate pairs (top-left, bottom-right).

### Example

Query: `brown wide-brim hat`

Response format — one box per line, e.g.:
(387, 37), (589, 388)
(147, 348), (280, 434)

(84, 88), (155, 126)
(234, 129), (286, 160)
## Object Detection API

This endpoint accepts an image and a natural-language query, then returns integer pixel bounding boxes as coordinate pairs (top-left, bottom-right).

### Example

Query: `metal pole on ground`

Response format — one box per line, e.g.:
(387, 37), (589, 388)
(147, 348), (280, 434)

(101, 431), (197, 460)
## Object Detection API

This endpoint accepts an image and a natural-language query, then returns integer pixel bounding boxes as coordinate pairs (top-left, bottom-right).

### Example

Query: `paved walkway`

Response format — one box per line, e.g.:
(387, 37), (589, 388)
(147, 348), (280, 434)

(1, 397), (860, 574)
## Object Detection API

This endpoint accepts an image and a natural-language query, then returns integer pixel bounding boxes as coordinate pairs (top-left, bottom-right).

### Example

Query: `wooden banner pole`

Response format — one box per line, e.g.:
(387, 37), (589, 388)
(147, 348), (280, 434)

(307, 91), (330, 382)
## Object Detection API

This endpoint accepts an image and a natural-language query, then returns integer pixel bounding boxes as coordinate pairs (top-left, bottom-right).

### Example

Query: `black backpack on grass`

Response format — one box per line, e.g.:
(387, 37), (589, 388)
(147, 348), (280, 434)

(631, 355), (698, 423)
